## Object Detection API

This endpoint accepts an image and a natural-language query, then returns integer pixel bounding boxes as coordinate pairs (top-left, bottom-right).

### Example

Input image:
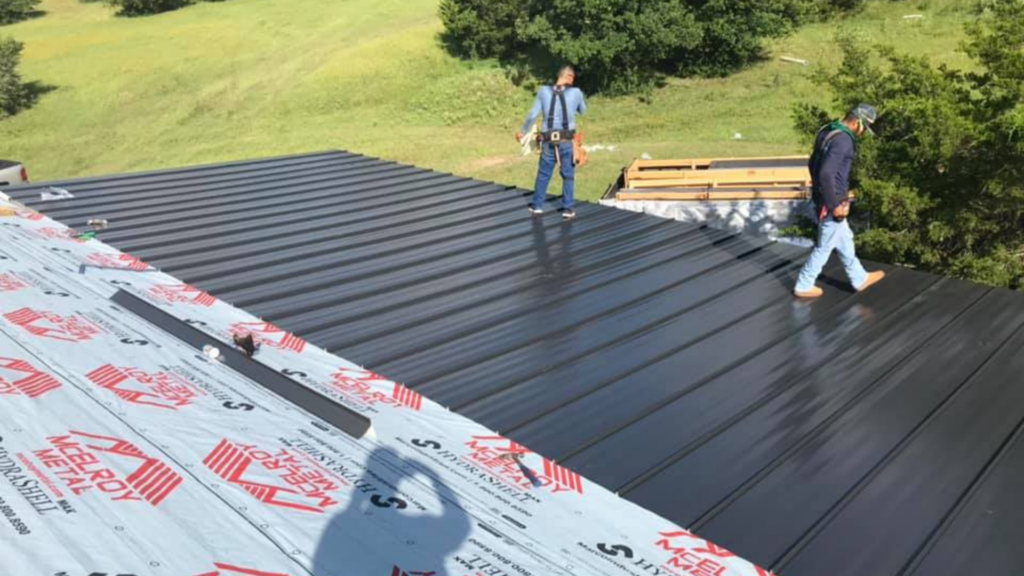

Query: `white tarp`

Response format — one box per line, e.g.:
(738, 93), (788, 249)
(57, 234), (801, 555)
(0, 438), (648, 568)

(0, 206), (775, 576)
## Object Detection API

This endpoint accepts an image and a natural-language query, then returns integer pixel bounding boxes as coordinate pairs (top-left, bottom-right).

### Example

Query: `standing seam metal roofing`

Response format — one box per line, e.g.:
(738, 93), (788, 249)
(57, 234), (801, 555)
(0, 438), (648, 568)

(8, 150), (1024, 576)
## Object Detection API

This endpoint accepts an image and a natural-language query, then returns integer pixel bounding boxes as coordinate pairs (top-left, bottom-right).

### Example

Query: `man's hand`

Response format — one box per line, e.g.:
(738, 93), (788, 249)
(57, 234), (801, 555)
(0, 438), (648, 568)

(515, 131), (525, 143)
(833, 201), (851, 221)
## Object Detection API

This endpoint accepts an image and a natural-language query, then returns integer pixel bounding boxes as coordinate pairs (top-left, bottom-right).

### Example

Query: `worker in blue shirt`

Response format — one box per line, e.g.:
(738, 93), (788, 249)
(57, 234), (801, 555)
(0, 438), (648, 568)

(517, 65), (587, 221)
(794, 104), (886, 298)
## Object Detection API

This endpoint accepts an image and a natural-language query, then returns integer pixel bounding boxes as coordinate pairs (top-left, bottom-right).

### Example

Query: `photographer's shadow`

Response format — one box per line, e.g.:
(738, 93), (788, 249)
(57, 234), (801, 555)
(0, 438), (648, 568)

(311, 446), (472, 576)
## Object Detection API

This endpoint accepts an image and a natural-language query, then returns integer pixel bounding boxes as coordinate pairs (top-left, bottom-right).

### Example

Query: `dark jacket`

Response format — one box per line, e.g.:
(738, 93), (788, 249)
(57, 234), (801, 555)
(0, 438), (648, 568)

(810, 125), (856, 212)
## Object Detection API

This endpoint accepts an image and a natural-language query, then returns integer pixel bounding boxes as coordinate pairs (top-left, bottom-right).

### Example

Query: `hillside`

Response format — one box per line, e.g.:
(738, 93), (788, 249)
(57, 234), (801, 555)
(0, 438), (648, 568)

(0, 0), (972, 201)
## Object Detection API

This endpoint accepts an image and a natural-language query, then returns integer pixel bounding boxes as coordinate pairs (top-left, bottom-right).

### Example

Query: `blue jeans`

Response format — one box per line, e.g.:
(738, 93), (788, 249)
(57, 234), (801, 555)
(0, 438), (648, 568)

(530, 142), (575, 211)
(796, 216), (868, 292)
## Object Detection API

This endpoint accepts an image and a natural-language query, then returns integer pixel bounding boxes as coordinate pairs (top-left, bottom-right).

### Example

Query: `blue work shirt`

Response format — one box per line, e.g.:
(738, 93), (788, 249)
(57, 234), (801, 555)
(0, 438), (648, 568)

(521, 86), (587, 134)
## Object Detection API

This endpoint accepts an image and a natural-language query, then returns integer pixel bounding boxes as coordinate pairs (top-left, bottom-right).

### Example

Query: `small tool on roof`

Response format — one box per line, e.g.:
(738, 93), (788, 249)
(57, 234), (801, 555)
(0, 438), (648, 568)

(233, 333), (259, 358)
(73, 219), (110, 240)
(500, 451), (544, 488)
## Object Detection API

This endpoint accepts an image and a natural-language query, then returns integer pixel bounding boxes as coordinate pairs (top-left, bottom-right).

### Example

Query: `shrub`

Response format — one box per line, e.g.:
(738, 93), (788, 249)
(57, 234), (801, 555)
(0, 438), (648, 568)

(0, 35), (26, 117)
(105, 0), (193, 16)
(0, 0), (40, 25)
(793, 0), (1024, 289)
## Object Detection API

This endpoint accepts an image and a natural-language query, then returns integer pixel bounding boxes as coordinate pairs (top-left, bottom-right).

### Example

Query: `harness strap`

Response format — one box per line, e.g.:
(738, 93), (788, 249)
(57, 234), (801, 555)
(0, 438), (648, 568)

(546, 86), (571, 132)
(558, 90), (569, 130)
(811, 128), (846, 175)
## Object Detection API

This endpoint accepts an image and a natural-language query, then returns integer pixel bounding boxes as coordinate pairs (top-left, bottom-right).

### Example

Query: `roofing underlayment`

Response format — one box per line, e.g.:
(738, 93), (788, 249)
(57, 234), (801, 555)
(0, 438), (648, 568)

(5, 150), (1024, 576)
(0, 194), (772, 576)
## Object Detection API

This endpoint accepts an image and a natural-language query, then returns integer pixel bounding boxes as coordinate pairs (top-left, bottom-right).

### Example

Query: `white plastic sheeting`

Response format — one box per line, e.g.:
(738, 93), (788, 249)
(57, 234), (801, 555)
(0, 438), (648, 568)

(0, 205), (776, 576)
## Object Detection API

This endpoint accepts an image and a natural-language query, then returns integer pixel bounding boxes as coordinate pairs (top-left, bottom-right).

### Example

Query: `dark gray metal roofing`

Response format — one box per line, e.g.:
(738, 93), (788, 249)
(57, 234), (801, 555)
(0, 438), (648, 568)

(8, 150), (1024, 576)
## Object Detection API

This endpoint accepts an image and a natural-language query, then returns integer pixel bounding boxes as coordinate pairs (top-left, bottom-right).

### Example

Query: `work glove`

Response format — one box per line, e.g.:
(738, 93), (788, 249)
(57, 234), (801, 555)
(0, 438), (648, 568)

(832, 201), (851, 222)
(573, 132), (588, 167)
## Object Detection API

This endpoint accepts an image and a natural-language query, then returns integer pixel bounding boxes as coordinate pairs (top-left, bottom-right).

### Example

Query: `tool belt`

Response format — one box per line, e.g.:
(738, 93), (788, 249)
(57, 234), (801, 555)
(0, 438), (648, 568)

(538, 130), (576, 143)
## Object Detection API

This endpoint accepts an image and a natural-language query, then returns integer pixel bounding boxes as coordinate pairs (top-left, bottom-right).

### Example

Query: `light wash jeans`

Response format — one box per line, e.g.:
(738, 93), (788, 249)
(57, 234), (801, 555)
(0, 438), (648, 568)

(795, 215), (868, 292)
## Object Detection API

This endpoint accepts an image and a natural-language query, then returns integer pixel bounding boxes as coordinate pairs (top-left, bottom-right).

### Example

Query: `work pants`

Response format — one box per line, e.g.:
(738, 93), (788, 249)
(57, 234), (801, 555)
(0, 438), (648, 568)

(530, 142), (575, 211)
(796, 215), (868, 292)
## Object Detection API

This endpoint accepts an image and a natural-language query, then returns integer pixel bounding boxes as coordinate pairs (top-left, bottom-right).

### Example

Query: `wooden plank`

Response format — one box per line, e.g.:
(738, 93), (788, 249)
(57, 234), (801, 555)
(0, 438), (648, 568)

(623, 156), (812, 190)
(616, 190), (812, 201)
(630, 155), (809, 171)
(629, 176), (811, 189)
(629, 168), (811, 183)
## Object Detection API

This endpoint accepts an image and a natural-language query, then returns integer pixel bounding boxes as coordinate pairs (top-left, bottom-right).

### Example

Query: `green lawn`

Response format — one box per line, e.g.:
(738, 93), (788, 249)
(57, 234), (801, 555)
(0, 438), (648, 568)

(0, 0), (972, 201)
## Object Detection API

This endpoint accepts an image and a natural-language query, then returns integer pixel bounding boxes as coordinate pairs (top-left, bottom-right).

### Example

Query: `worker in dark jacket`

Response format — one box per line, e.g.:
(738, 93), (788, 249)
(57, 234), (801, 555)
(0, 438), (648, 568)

(517, 65), (587, 221)
(794, 104), (886, 298)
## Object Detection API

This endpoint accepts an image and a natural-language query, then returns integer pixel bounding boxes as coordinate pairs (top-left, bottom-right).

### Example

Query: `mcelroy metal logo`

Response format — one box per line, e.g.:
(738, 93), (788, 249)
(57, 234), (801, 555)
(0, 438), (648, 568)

(203, 439), (345, 514)
(83, 253), (151, 271)
(229, 322), (306, 354)
(391, 383), (423, 411)
(87, 365), (207, 410)
(0, 272), (28, 293)
(148, 283), (216, 307)
(327, 367), (422, 411)
(655, 531), (774, 576)
(411, 436), (584, 496)
(465, 436), (584, 495)
(587, 533), (775, 576)
(29, 431), (183, 506)
(3, 308), (103, 343)
(0, 357), (61, 399)
(194, 563), (291, 576)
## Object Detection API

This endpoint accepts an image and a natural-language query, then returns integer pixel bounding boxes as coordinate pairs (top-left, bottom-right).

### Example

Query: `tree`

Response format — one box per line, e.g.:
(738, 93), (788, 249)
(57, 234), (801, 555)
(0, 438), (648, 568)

(105, 0), (193, 17)
(0, 0), (40, 25)
(519, 0), (704, 94)
(0, 35), (26, 118)
(439, 0), (844, 94)
(793, 0), (1024, 289)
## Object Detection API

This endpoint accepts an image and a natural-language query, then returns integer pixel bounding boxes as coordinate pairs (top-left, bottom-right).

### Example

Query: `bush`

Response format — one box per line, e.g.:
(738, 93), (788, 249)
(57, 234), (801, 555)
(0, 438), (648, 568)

(439, 0), (852, 94)
(793, 0), (1024, 289)
(0, 0), (40, 25)
(440, 0), (531, 60)
(814, 0), (866, 16)
(0, 35), (26, 117)
(105, 0), (192, 16)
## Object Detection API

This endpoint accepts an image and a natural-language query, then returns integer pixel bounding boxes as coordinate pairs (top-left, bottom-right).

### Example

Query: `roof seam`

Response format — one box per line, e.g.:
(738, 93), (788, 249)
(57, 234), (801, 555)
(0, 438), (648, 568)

(771, 287), (1023, 572)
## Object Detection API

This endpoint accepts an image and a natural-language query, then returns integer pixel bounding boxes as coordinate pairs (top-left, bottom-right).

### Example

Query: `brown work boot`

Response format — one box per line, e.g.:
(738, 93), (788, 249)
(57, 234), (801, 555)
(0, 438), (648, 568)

(857, 271), (886, 292)
(794, 286), (824, 299)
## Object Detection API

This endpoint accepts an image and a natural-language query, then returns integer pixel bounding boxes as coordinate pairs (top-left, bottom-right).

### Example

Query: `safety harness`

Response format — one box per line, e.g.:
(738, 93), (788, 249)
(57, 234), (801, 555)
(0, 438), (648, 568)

(539, 86), (575, 144)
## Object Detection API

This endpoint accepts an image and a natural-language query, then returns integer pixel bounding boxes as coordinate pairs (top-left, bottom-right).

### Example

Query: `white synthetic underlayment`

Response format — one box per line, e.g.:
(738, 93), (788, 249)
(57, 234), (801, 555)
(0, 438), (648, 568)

(601, 199), (810, 238)
(0, 204), (774, 576)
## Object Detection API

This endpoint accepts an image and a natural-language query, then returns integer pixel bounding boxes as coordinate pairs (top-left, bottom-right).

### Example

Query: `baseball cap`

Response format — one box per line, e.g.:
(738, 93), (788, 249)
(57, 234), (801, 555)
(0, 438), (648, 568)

(851, 103), (878, 135)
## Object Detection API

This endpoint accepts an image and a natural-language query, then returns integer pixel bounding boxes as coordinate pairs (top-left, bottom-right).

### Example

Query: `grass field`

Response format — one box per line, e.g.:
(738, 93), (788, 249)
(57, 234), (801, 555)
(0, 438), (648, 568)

(0, 0), (972, 201)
